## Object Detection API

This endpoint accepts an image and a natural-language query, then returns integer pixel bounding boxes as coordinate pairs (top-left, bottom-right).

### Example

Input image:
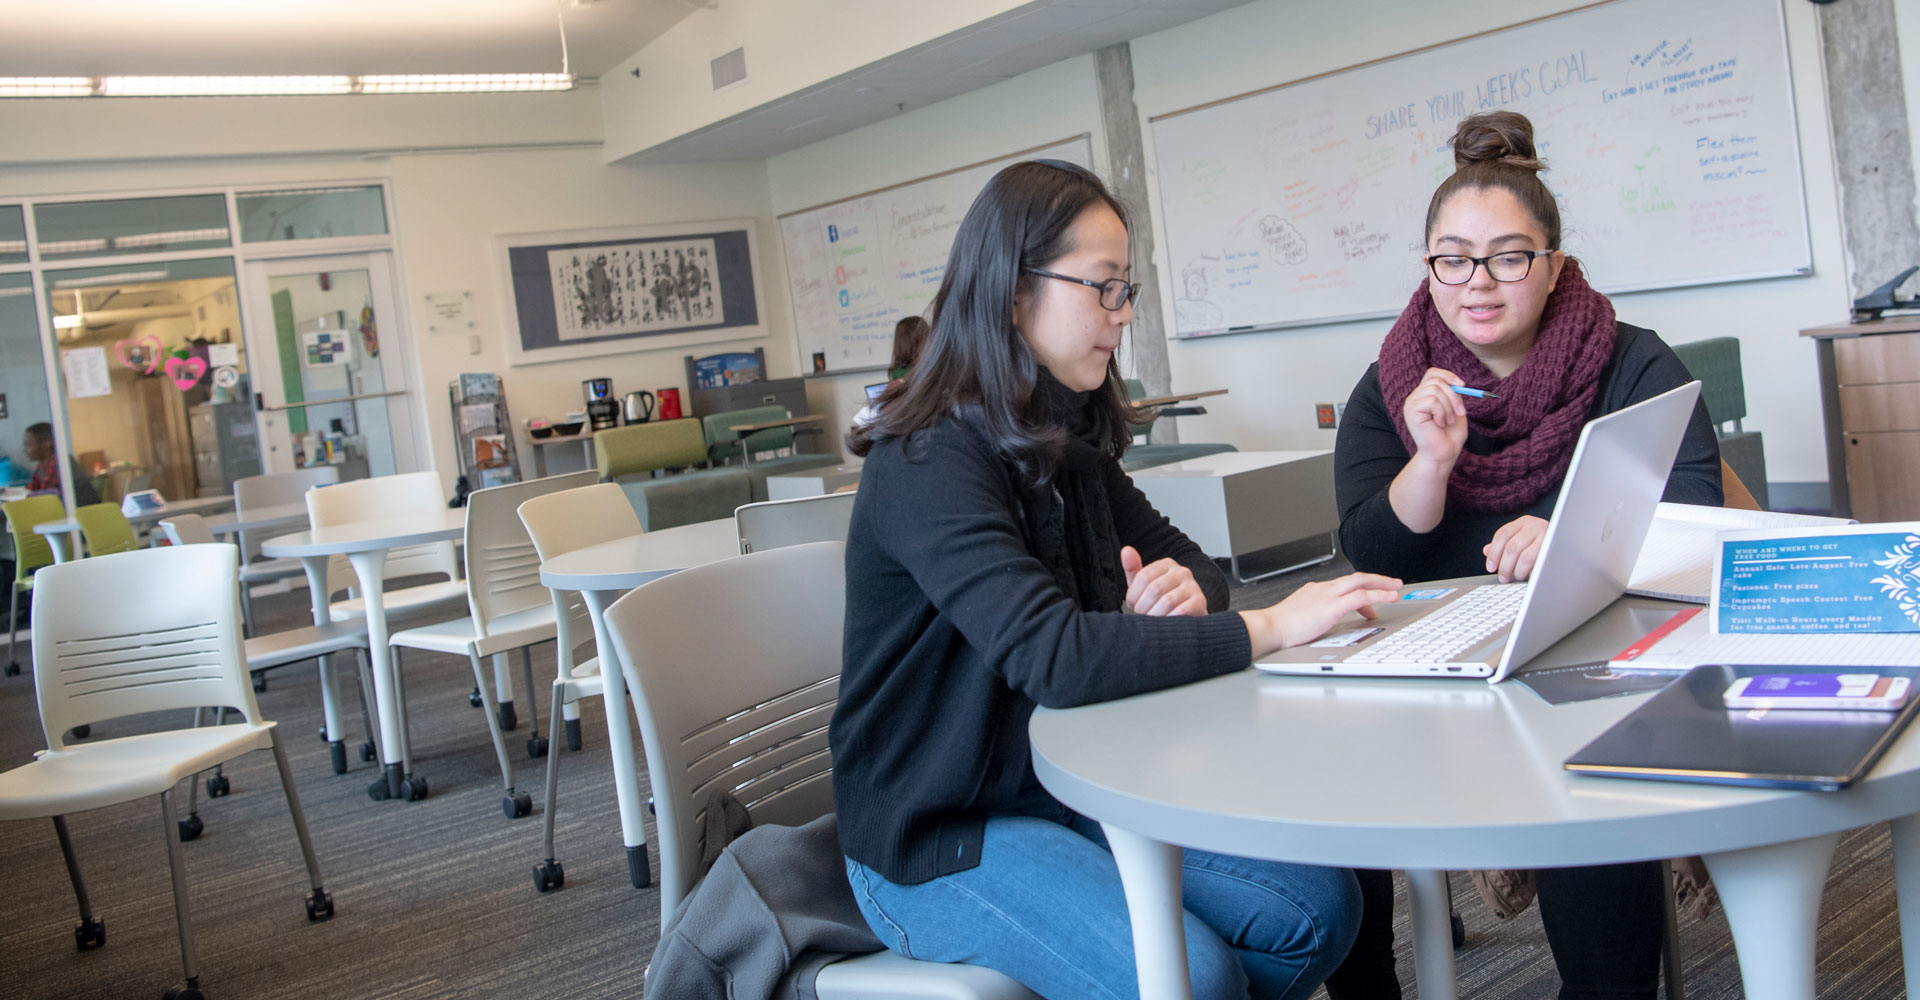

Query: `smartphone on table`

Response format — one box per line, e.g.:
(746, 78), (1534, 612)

(1722, 673), (1911, 711)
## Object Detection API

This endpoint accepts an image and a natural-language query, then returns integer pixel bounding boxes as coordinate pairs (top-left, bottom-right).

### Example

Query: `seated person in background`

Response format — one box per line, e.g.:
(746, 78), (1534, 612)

(851, 314), (932, 429)
(1322, 111), (1720, 1000)
(835, 158), (1401, 999)
(23, 422), (100, 505)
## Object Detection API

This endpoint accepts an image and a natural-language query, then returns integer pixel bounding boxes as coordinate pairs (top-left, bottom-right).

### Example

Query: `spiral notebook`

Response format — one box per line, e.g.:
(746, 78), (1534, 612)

(1626, 504), (1854, 603)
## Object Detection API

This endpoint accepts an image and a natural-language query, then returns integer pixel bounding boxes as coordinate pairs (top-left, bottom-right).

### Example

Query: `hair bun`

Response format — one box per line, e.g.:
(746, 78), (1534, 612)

(1450, 111), (1544, 172)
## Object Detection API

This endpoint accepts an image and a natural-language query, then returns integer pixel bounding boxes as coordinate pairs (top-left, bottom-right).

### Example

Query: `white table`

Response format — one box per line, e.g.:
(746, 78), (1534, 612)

(765, 462), (863, 500)
(1128, 451), (1338, 583)
(527, 430), (595, 479)
(35, 494), (238, 561)
(537, 516), (741, 882)
(1029, 593), (1920, 1000)
(263, 509), (465, 801)
(204, 501), (309, 538)
(32, 519), (82, 563)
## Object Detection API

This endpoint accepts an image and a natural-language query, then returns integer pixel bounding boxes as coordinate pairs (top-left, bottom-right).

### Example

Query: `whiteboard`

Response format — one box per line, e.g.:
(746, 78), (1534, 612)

(1150, 0), (1811, 337)
(779, 135), (1094, 373)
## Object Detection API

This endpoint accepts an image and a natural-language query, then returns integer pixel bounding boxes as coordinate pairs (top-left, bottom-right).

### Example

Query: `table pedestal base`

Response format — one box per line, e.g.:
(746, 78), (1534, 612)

(1406, 868), (1458, 1000)
(1104, 823), (1192, 1000)
(1702, 831), (1840, 1000)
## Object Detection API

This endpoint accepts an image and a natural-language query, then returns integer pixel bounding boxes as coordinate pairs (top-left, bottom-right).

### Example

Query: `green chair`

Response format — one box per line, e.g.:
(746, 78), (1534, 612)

(700, 405), (842, 502)
(1120, 378), (1237, 473)
(3, 495), (65, 677)
(74, 503), (137, 558)
(1670, 337), (1769, 509)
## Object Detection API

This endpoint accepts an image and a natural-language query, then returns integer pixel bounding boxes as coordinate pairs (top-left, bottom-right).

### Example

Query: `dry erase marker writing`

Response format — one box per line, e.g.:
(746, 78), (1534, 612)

(1449, 385), (1501, 399)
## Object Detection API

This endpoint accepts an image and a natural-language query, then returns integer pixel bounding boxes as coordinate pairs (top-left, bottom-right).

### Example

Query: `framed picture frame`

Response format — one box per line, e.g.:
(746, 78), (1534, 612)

(495, 218), (767, 367)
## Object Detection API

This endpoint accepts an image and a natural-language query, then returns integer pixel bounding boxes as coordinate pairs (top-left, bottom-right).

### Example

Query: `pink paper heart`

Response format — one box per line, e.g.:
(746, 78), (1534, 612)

(164, 355), (208, 390)
(114, 335), (163, 374)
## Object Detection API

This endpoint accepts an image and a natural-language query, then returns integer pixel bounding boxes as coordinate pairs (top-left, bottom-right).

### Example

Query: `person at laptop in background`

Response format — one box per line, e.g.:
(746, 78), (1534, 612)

(22, 422), (99, 505)
(850, 314), (932, 430)
(1322, 112), (1721, 1000)
(835, 159), (1400, 999)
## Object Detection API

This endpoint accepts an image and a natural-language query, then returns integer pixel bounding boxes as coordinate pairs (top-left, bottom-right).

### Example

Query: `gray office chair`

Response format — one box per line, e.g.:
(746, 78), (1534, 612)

(734, 489), (857, 554)
(602, 541), (1039, 999)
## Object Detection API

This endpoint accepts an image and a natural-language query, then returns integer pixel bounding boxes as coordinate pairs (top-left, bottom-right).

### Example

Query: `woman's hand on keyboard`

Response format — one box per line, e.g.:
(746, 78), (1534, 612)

(1484, 515), (1548, 582)
(1240, 573), (1402, 657)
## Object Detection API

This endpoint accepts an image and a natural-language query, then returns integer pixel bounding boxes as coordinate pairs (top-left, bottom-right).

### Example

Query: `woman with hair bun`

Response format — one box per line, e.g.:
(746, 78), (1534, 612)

(1322, 111), (1722, 999)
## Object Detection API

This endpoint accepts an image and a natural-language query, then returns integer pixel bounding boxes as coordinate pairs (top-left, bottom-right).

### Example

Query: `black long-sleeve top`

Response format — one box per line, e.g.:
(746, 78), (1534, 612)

(831, 416), (1252, 886)
(1335, 322), (1723, 583)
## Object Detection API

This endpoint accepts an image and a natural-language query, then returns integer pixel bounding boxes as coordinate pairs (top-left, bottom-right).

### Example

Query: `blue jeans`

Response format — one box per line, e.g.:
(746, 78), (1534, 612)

(844, 814), (1361, 1000)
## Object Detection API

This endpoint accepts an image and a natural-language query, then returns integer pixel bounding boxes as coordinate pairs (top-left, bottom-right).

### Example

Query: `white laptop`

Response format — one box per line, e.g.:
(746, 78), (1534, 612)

(1257, 381), (1702, 683)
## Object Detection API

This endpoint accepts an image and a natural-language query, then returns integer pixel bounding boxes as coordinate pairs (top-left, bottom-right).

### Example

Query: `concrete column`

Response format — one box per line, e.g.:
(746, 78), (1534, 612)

(1821, 0), (1920, 299)
(1096, 43), (1177, 440)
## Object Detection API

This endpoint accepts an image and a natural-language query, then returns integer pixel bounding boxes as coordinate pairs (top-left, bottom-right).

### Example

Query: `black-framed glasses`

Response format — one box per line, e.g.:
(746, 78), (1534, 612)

(1425, 250), (1554, 285)
(1024, 268), (1140, 311)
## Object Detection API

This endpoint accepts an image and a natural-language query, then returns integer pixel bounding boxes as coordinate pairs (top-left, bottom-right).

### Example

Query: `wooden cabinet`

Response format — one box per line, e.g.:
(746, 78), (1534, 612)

(1804, 318), (1920, 521)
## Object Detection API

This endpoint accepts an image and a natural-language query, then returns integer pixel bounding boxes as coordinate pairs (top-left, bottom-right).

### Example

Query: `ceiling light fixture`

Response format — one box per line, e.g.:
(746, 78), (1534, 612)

(358, 73), (576, 94)
(0, 74), (577, 99)
(52, 270), (168, 289)
(101, 76), (355, 97)
(0, 77), (94, 98)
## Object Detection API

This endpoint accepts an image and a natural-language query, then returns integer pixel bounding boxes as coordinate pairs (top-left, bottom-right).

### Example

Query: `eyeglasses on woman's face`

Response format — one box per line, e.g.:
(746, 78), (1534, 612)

(1023, 268), (1140, 311)
(1424, 250), (1554, 285)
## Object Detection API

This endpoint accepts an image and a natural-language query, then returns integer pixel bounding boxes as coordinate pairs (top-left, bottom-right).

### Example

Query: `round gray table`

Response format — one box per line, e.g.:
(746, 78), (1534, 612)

(204, 501), (309, 538)
(1030, 594), (1920, 1000)
(263, 509), (465, 800)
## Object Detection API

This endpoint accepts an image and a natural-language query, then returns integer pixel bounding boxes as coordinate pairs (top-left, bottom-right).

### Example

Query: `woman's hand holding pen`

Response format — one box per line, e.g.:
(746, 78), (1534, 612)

(1404, 367), (1470, 467)
(1238, 573), (1403, 658)
(1120, 546), (1208, 617)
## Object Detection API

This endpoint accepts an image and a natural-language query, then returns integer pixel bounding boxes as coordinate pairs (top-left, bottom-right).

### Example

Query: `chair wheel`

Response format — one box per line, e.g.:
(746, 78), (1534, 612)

(468, 686), (484, 708)
(402, 775), (429, 802)
(4, 661), (18, 676)
(496, 702), (517, 732)
(358, 741), (376, 763)
(71, 724), (90, 739)
(74, 915), (105, 950)
(329, 742), (348, 775)
(527, 736), (549, 759)
(162, 985), (205, 1000)
(564, 718), (583, 752)
(533, 860), (565, 893)
(205, 774), (230, 798)
(306, 888), (334, 922)
(178, 814), (204, 842)
(1451, 911), (1467, 950)
(367, 778), (391, 802)
(503, 791), (532, 818)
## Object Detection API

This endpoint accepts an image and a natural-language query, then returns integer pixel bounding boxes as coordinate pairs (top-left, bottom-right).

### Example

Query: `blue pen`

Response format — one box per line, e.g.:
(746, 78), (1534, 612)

(1449, 385), (1501, 399)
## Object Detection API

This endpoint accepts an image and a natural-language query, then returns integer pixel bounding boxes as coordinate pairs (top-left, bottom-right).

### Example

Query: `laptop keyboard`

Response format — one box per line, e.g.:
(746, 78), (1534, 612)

(1346, 584), (1527, 664)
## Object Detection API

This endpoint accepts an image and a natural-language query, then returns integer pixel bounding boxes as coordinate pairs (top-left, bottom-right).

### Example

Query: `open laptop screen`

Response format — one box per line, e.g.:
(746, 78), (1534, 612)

(863, 382), (888, 402)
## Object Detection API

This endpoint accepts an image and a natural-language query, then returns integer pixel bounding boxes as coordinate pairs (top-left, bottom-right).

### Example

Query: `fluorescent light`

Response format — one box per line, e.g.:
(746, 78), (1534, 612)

(100, 76), (354, 97)
(52, 315), (82, 329)
(112, 227), (230, 249)
(357, 73), (576, 94)
(242, 186), (373, 199)
(0, 286), (34, 298)
(52, 270), (168, 289)
(38, 238), (110, 255)
(0, 77), (94, 98)
(0, 239), (26, 255)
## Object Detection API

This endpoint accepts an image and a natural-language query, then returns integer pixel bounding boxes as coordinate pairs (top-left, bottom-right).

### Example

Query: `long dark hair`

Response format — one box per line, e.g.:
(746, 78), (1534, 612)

(888, 315), (929, 372)
(847, 160), (1138, 487)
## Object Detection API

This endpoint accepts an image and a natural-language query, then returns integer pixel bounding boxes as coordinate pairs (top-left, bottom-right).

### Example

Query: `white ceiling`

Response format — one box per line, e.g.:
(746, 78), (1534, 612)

(620, 0), (1251, 162)
(0, 0), (694, 78)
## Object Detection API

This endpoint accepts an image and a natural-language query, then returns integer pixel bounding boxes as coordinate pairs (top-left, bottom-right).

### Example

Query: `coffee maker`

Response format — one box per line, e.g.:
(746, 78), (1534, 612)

(583, 378), (620, 432)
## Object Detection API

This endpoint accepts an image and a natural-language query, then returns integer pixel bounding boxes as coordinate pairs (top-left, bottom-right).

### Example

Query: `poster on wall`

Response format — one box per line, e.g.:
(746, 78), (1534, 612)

(61, 346), (111, 399)
(497, 219), (767, 367)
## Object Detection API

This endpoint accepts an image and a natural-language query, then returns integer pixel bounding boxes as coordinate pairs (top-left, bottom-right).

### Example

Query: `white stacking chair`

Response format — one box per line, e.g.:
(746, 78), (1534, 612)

(734, 489), (858, 554)
(306, 471), (469, 623)
(516, 482), (648, 892)
(161, 514), (376, 777)
(0, 544), (334, 1000)
(602, 541), (1039, 999)
(231, 467), (338, 635)
(384, 470), (597, 822)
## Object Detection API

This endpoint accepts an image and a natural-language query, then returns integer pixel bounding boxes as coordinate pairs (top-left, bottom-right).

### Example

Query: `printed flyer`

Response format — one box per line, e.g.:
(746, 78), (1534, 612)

(1712, 524), (1920, 633)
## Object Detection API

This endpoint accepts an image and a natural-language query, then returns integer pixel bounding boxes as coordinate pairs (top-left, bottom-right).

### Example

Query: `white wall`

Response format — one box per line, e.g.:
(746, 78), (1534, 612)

(764, 0), (1851, 491)
(766, 54), (1108, 438)
(388, 147), (788, 493)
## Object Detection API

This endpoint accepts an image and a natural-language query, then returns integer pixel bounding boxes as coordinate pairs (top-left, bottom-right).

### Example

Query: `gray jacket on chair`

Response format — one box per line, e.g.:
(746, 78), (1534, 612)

(643, 814), (884, 1000)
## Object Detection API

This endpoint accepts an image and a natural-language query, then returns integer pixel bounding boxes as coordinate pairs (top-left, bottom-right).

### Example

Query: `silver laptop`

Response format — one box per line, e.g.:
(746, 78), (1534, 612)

(1258, 381), (1701, 683)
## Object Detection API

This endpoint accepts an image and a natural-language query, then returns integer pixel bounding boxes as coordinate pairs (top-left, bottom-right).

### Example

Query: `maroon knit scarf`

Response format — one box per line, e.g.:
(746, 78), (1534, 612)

(1377, 258), (1617, 512)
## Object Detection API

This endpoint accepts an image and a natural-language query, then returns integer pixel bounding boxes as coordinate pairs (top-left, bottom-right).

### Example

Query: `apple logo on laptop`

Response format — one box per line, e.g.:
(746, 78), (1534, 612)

(1600, 500), (1625, 544)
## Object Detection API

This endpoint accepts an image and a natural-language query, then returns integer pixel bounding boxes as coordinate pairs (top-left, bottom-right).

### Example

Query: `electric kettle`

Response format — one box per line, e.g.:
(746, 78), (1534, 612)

(623, 389), (656, 424)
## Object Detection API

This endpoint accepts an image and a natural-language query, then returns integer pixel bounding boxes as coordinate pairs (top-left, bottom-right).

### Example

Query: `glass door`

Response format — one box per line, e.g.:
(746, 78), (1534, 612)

(241, 252), (416, 479)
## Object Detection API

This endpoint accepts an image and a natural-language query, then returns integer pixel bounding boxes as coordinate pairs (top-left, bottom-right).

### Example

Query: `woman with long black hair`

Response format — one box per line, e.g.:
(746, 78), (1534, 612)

(829, 159), (1402, 999)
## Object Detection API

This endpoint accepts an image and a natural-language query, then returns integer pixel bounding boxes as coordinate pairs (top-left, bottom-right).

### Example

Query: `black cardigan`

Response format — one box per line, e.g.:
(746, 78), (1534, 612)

(831, 417), (1252, 885)
(1334, 322), (1724, 583)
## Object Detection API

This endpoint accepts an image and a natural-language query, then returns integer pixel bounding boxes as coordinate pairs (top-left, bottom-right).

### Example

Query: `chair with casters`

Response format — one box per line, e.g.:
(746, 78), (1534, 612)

(516, 481), (648, 892)
(1120, 378), (1237, 473)
(231, 467), (339, 635)
(734, 490), (857, 554)
(384, 470), (599, 823)
(74, 502), (137, 557)
(0, 544), (334, 1000)
(160, 514), (376, 777)
(2, 494), (64, 677)
(603, 541), (1040, 999)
